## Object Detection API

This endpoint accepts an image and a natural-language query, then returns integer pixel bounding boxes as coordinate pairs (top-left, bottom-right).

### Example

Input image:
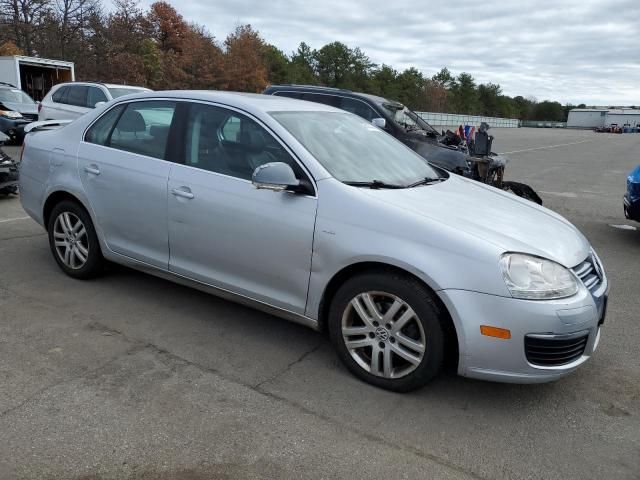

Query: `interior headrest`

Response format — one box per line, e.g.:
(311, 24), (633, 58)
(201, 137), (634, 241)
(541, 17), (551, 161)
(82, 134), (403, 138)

(239, 130), (266, 153)
(118, 110), (146, 133)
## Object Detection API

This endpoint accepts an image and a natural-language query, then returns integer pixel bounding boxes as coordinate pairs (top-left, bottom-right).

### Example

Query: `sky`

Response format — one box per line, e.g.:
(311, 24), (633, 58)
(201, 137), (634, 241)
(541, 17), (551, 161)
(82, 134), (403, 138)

(138, 0), (640, 106)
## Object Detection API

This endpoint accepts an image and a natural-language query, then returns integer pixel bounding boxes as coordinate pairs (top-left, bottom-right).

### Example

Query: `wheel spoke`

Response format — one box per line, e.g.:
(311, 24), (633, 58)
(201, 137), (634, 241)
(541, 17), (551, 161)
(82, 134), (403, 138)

(73, 246), (87, 264)
(382, 298), (402, 322)
(54, 231), (66, 240)
(75, 226), (86, 239)
(382, 346), (393, 377)
(64, 245), (72, 266)
(360, 293), (383, 321)
(350, 297), (375, 328)
(370, 343), (381, 375)
(342, 325), (371, 337)
(62, 212), (73, 234)
(390, 343), (421, 366)
(396, 333), (425, 354)
(391, 307), (416, 333)
(345, 338), (374, 350)
(75, 242), (89, 258)
(54, 240), (67, 248)
(71, 220), (83, 234)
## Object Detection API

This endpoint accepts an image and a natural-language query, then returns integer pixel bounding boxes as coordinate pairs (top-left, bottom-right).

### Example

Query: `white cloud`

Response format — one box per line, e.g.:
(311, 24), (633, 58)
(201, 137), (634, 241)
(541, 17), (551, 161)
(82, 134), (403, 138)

(137, 0), (640, 105)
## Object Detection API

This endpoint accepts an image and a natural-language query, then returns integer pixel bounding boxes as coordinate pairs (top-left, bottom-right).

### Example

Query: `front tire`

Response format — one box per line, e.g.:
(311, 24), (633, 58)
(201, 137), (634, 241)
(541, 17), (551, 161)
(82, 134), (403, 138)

(328, 270), (445, 392)
(47, 200), (103, 279)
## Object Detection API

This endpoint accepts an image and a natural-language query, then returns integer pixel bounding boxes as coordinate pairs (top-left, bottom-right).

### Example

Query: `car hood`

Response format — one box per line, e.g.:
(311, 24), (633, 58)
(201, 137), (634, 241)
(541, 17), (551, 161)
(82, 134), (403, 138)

(1, 101), (38, 115)
(359, 175), (590, 268)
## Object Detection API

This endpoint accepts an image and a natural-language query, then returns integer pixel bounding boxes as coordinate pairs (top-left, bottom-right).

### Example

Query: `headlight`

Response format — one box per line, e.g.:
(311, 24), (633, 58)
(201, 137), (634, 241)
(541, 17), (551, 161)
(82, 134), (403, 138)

(499, 253), (578, 300)
(0, 110), (23, 119)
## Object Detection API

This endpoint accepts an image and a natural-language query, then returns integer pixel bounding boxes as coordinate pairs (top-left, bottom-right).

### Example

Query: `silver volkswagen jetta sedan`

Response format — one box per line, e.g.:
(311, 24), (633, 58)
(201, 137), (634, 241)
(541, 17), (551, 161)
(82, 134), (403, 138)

(19, 91), (608, 392)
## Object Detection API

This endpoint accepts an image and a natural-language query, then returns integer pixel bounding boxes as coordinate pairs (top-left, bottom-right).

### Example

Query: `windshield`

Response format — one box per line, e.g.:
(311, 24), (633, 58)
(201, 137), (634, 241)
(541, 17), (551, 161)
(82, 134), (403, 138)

(270, 111), (441, 186)
(0, 88), (35, 104)
(381, 104), (438, 134)
(107, 87), (148, 98)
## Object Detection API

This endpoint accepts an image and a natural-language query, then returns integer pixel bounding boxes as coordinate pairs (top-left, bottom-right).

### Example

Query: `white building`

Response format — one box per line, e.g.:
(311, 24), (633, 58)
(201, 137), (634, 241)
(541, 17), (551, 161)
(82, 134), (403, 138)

(567, 108), (640, 128)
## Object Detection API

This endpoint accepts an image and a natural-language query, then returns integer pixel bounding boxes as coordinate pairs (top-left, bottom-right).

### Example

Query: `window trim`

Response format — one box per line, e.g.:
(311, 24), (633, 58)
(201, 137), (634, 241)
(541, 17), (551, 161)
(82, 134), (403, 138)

(82, 98), (179, 162)
(174, 99), (318, 197)
(273, 90), (380, 121)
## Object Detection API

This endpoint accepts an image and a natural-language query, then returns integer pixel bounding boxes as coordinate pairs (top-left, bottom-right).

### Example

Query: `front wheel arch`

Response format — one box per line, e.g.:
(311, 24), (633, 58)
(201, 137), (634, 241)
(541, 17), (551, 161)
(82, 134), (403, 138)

(318, 262), (459, 369)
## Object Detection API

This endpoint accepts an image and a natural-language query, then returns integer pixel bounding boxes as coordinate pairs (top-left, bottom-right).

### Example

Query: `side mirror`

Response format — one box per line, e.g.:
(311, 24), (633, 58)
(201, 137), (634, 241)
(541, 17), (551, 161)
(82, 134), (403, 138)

(252, 162), (300, 192)
(371, 118), (386, 129)
(94, 101), (106, 108)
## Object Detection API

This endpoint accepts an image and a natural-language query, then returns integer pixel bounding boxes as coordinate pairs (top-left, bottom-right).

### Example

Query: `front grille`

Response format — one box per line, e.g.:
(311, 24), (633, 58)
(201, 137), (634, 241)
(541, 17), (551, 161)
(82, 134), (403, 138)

(572, 254), (603, 293)
(525, 332), (589, 366)
(21, 113), (38, 122)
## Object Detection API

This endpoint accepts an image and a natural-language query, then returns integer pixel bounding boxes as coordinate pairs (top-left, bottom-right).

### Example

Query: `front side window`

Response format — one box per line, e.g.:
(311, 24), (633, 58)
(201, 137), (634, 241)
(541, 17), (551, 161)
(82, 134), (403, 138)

(184, 103), (300, 181)
(271, 111), (440, 186)
(86, 87), (108, 108)
(302, 93), (340, 107)
(66, 86), (88, 107)
(109, 101), (176, 159)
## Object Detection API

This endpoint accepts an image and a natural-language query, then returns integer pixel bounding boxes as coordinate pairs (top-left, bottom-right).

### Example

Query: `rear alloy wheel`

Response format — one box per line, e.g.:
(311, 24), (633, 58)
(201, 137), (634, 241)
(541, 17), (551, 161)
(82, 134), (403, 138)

(48, 201), (103, 279)
(329, 272), (445, 392)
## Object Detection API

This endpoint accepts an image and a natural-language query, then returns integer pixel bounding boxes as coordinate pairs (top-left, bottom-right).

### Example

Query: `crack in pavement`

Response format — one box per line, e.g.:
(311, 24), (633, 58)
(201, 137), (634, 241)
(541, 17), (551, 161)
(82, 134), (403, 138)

(253, 342), (324, 389)
(83, 321), (486, 480)
(0, 232), (47, 242)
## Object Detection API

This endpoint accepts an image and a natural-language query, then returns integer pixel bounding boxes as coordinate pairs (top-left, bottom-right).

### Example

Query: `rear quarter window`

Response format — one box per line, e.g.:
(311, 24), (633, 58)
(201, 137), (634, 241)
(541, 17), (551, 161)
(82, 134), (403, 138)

(51, 86), (68, 103)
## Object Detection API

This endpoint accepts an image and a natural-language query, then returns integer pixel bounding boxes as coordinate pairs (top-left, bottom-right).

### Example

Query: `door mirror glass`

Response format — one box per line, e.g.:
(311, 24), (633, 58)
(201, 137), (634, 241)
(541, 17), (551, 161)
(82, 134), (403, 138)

(371, 117), (386, 129)
(252, 162), (300, 192)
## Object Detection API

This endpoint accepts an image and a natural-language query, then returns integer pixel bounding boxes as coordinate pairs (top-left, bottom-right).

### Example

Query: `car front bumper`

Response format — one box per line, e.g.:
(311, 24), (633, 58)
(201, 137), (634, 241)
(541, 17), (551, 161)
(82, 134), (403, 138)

(438, 272), (608, 384)
(623, 193), (640, 222)
(0, 117), (29, 143)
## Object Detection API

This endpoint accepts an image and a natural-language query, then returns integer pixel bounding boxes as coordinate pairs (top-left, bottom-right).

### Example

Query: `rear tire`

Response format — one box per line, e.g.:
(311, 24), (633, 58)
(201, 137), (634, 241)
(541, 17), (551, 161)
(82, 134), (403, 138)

(47, 200), (103, 279)
(328, 270), (445, 392)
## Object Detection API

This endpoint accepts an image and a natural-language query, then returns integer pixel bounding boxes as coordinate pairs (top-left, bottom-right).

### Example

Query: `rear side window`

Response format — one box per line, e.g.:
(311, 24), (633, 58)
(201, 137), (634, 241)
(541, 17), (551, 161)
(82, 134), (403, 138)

(66, 86), (88, 107)
(109, 101), (176, 159)
(85, 105), (126, 145)
(51, 86), (68, 103)
(273, 91), (303, 100)
(302, 93), (340, 107)
(339, 97), (377, 121)
(86, 87), (108, 108)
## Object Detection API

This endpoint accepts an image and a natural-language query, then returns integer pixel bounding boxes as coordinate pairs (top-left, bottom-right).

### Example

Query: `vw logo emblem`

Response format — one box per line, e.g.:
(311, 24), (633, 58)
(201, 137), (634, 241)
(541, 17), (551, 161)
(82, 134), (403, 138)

(375, 327), (389, 341)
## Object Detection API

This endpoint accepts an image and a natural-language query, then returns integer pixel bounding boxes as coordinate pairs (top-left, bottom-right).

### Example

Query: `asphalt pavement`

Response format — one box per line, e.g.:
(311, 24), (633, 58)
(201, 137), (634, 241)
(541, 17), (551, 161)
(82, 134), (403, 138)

(0, 128), (638, 479)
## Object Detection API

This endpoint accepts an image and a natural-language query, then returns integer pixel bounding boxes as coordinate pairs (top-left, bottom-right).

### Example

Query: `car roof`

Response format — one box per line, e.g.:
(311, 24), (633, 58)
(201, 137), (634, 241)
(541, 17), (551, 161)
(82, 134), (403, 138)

(266, 84), (392, 106)
(112, 90), (344, 113)
(52, 82), (150, 90)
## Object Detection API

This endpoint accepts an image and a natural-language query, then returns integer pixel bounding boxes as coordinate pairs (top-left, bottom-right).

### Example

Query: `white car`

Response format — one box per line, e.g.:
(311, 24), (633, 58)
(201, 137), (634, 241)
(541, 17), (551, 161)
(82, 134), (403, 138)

(38, 82), (150, 121)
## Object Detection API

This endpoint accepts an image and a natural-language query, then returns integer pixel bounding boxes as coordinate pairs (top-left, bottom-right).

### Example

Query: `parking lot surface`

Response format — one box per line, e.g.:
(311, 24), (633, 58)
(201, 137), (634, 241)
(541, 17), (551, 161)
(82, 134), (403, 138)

(1, 128), (639, 479)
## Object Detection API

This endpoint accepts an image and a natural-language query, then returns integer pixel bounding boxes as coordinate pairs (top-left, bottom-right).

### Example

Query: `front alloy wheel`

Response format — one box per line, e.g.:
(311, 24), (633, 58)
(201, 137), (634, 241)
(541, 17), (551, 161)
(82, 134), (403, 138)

(342, 292), (426, 379)
(329, 271), (445, 392)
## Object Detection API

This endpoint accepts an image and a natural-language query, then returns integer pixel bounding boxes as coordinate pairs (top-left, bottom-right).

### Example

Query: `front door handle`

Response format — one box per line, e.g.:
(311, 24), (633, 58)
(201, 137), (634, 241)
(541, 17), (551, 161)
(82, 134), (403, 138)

(84, 165), (100, 175)
(171, 187), (194, 199)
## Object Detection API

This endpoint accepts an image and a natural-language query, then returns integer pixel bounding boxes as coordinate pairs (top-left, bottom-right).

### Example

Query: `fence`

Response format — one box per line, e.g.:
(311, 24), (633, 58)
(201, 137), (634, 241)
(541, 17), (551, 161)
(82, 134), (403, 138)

(521, 120), (567, 128)
(415, 112), (520, 128)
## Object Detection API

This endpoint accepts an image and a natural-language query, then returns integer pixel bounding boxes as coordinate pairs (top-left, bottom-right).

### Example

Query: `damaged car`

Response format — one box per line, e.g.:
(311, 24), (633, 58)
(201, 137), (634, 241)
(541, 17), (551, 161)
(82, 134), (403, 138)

(624, 164), (640, 222)
(263, 84), (541, 204)
(0, 131), (19, 195)
(0, 83), (38, 144)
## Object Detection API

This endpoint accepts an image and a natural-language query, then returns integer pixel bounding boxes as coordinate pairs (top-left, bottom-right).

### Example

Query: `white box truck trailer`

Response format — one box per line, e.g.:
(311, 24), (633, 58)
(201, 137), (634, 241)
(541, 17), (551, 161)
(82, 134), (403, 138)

(0, 55), (74, 101)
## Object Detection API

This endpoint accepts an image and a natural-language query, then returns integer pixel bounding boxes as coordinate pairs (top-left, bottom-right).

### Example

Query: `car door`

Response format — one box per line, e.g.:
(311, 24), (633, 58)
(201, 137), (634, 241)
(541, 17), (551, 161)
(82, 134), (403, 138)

(78, 100), (178, 268)
(167, 102), (317, 313)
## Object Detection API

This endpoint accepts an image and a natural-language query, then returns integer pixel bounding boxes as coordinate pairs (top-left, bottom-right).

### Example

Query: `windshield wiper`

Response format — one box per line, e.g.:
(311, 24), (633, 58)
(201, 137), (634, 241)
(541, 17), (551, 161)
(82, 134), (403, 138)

(343, 180), (405, 189)
(406, 177), (446, 188)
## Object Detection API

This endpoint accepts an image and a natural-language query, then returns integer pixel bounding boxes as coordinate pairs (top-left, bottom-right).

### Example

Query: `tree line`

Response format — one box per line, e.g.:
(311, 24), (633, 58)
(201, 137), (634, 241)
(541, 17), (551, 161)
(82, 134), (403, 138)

(1, 0), (585, 121)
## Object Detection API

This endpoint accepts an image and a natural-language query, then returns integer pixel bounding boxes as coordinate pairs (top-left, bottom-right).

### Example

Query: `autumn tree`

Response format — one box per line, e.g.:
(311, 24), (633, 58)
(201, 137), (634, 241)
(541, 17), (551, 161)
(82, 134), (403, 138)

(223, 24), (268, 92)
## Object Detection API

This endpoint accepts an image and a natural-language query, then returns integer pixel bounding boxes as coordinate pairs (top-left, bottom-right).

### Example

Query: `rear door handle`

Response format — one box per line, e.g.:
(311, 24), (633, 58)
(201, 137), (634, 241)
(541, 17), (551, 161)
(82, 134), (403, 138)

(84, 165), (100, 175)
(171, 187), (194, 199)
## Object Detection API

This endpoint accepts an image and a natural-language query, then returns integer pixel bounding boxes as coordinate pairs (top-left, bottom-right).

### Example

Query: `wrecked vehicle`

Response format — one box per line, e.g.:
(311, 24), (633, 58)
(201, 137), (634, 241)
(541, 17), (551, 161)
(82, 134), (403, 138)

(624, 165), (640, 222)
(0, 131), (19, 195)
(0, 83), (38, 144)
(263, 84), (542, 204)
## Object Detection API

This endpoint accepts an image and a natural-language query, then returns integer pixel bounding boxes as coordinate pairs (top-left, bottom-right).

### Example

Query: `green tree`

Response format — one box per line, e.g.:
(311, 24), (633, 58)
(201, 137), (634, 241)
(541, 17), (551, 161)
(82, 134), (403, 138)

(450, 72), (478, 114)
(288, 42), (316, 84)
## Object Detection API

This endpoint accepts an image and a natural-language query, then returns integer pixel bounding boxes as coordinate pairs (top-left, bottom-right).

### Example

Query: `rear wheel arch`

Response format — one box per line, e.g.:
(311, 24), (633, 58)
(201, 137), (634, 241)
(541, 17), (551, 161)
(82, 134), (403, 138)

(43, 191), (91, 231)
(318, 262), (459, 368)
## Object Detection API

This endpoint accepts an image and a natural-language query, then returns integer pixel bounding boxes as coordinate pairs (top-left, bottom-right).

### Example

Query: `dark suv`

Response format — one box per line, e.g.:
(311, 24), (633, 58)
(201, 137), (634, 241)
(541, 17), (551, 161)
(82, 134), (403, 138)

(263, 84), (469, 173)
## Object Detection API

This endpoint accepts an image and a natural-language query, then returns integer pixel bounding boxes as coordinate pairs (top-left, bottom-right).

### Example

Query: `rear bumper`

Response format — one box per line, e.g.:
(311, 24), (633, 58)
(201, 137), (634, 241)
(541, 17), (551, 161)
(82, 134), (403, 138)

(438, 275), (608, 383)
(623, 193), (640, 221)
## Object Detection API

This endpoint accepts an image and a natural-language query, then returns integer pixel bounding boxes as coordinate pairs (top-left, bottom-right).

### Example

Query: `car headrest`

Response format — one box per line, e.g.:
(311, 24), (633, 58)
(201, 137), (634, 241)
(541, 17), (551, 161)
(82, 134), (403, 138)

(149, 124), (170, 139)
(239, 130), (266, 153)
(118, 110), (146, 133)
